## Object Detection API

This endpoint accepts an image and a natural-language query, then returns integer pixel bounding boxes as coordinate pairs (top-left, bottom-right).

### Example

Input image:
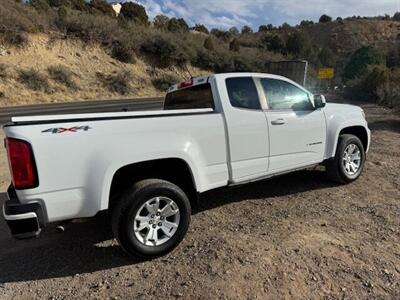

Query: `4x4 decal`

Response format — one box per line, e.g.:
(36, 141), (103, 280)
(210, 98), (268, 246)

(42, 126), (92, 134)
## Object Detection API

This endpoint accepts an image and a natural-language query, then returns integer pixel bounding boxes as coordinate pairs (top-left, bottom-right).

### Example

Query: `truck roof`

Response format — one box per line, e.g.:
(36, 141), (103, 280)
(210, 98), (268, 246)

(167, 72), (302, 94)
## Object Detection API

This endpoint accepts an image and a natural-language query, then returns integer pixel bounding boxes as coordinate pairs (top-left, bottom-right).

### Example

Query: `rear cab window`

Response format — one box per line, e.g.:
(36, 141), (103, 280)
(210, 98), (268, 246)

(164, 79), (215, 110)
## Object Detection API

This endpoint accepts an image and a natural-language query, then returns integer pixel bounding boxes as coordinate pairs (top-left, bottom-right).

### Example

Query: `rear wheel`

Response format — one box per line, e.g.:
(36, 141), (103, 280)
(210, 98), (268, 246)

(326, 134), (366, 183)
(111, 179), (191, 258)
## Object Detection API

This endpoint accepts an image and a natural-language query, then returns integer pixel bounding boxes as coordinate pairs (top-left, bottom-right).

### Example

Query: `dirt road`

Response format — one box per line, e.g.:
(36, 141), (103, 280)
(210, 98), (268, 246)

(0, 101), (399, 299)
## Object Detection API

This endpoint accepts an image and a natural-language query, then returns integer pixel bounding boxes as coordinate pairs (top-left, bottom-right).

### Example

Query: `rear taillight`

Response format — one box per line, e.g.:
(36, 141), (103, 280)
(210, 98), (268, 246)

(178, 79), (193, 89)
(5, 138), (38, 189)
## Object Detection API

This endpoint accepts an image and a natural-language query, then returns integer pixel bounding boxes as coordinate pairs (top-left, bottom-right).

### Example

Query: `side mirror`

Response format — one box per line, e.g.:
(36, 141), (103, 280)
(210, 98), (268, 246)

(314, 94), (326, 109)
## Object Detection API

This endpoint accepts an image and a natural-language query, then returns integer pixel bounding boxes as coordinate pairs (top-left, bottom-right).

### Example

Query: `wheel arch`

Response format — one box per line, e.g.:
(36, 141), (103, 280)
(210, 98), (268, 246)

(107, 158), (198, 211)
(326, 124), (370, 159)
(339, 126), (369, 151)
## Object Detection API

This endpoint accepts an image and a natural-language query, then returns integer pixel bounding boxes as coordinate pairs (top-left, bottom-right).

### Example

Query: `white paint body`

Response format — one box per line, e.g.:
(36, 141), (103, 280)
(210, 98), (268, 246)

(3, 73), (370, 224)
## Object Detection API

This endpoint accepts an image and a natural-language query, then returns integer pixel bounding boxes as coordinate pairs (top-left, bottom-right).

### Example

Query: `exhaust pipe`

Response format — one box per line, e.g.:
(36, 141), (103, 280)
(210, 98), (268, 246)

(56, 221), (70, 233)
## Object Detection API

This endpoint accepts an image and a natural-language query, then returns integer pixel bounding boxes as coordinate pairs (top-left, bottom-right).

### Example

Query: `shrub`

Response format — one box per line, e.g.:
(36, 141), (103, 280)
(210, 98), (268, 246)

(263, 35), (284, 53)
(241, 25), (253, 34)
(191, 48), (216, 70)
(258, 24), (274, 32)
(229, 26), (239, 35)
(393, 12), (400, 21)
(111, 40), (136, 63)
(344, 46), (383, 80)
(167, 18), (189, 32)
(153, 14), (169, 30)
(49, 0), (88, 11)
(57, 11), (119, 44)
(119, 2), (148, 25)
(29, 0), (51, 11)
(192, 24), (209, 34)
(140, 35), (187, 68)
(18, 68), (51, 92)
(229, 38), (240, 52)
(286, 31), (312, 56)
(318, 48), (335, 67)
(319, 14), (332, 23)
(90, 0), (115, 17)
(210, 28), (232, 42)
(97, 70), (133, 94)
(152, 74), (179, 91)
(300, 20), (314, 26)
(203, 36), (214, 51)
(0, 63), (8, 79)
(47, 65), (78, 89)
(363, 65), (389, 99)
(386, 45), (400, 68)
(4, 31), (30, 47)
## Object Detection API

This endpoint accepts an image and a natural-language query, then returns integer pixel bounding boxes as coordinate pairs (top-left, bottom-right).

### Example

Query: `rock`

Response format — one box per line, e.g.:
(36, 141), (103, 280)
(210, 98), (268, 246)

(383, 269), (390, 275)
(363, 281), (374, 288)
(0, 47), (7, 56)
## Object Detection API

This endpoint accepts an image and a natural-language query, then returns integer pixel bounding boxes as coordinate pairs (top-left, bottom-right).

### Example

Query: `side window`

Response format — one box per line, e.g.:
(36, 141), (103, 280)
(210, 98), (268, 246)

(226, 77), (261, 110)
(261, 79), (313, 111)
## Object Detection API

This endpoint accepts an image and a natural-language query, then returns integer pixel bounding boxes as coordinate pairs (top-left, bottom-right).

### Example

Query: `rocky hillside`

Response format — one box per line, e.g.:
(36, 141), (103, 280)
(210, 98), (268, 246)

(0, 34), (206, 106)
(1, 0), (400, 107)
(304, 19), (400, 56)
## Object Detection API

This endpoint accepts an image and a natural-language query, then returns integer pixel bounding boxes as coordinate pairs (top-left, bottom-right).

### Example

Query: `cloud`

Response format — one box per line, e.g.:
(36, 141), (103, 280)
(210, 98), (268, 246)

(132, 0), (400, 29)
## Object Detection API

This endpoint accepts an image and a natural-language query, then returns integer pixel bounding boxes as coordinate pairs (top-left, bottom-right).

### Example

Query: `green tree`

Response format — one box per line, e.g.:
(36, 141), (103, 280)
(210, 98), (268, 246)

(210, 29), (232, 42)
(393, 12), (400, 21)
(229, 38), (240, 52)
(241, 25), (253, 34)
(344, 46), (383, 80)
(203, 36), (214, 51)
(90, 0), (115, 17)
(269, 35), (284, 53)
(167, 18), (189, 32)
(286, 32), (312, 56)
(229, 26), (239, 35)
(300, 20), (314, 26)
(153, 15), (169, 30)
(192, 24), (209, 34)
(119, 2), (149, 25)
(319, 14), (332, 23)
(318, 48), (335, 67)
(29, 0), (50, 11)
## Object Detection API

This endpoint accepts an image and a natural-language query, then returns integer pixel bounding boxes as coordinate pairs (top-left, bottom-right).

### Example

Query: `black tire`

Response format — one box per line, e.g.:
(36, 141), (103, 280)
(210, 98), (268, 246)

(326, 134), (366, 183)
(111, 179), (191, 258)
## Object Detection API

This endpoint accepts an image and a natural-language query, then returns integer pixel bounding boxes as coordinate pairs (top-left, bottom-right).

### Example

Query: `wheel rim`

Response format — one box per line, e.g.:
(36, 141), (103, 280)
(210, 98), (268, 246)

(342, 143), (362, 176)
(133, 196), (180, 246)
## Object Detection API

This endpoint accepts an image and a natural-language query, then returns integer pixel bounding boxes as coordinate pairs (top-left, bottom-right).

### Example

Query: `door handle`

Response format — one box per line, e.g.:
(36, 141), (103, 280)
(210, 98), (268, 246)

(271, 118), (286, 125)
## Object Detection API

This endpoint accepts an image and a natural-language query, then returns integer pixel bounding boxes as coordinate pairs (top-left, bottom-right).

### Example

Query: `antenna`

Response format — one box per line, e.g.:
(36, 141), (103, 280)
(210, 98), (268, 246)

(185, 65), (193, 79)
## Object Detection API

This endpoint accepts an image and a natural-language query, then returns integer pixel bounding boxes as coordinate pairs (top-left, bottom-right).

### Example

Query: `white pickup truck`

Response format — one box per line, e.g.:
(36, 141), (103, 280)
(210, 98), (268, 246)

(3, 73), (370, 257)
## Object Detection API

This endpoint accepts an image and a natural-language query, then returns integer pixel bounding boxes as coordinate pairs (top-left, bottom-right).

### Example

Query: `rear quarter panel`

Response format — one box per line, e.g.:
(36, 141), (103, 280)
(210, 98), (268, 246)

(3, 112), (228, 222)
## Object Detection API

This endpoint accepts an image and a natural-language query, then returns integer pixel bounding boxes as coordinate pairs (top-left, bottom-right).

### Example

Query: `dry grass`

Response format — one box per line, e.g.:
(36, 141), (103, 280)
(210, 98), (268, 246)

(18, 68), (51, 92)
(96, 70), (134, 95)
(0, 34), (207, 107)
(47, 65), (78, 90)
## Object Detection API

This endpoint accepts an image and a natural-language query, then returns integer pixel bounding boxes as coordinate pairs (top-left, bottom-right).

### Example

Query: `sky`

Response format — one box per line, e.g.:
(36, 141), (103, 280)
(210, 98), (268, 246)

(122, 0), (400, 30)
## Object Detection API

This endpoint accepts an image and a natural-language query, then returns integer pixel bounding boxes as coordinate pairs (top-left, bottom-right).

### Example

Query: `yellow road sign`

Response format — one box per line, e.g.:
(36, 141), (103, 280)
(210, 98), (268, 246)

(318, 68), (334, 79)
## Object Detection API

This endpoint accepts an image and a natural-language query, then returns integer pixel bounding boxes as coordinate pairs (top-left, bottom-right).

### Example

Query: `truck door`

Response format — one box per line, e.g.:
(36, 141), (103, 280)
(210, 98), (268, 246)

(218, 76), (269, 182)
(260, 78), (326, 173)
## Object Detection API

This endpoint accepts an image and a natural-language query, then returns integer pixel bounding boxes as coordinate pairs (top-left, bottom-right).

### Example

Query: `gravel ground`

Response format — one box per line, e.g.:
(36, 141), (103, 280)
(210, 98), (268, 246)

(0, 101), (399, 300)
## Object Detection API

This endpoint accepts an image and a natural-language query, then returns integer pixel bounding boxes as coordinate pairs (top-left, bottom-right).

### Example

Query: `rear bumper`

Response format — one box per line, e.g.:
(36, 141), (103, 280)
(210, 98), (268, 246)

(2, 185), (45, 239)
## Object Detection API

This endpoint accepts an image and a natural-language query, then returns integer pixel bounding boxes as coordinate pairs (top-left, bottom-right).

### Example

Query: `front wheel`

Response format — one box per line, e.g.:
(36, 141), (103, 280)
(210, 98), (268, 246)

(111, 179), (191, 258)
(326, 134), (366, 183)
